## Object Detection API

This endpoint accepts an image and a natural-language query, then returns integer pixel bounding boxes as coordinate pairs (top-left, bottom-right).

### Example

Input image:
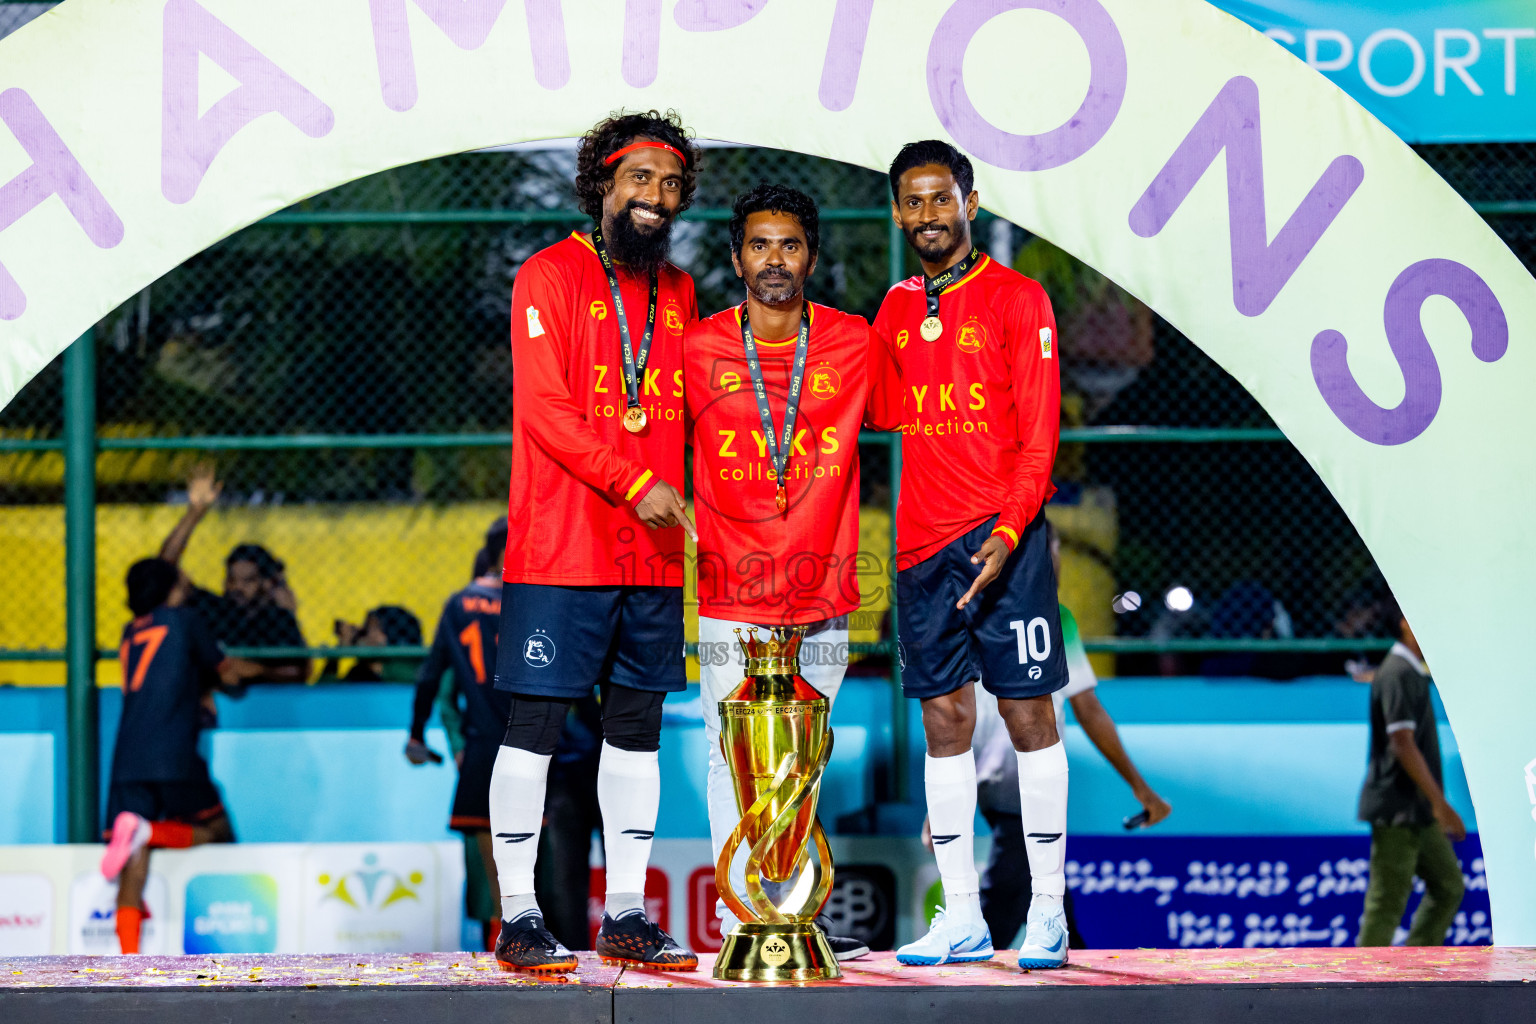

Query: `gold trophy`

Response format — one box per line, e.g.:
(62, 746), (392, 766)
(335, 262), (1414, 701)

(713, 626), (841, 982)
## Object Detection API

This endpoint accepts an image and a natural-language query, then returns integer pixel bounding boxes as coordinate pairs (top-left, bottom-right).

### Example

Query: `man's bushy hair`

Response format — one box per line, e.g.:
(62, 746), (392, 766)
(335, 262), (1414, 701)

(574, 109), (700, 221)
(127, 558), (177, 616)
(888, 139), (974, 199)
(227, 543), (284, 581)
(728, 183), (820, 258)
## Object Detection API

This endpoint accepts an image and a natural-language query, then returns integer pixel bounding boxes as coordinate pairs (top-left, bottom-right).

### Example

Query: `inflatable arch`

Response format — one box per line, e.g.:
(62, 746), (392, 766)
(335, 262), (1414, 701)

(1, 0), (1532, 942)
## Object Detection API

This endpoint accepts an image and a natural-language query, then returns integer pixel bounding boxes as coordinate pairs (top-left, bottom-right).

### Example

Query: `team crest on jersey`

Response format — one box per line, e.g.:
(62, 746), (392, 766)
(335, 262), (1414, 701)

(589, 300), (608, 321)
(526, 305), (546, 338)
(522, 630), (556, 668)
(896, 329), (910, 350)
(808, 364), (841, 400)
(665, 306), (685, 333)
(1040, 327), (1053, 358)
(956, 318), (987, 353)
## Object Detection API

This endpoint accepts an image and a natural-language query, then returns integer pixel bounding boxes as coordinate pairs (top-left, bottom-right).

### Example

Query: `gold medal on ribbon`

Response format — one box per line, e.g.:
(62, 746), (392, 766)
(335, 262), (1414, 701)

(623, 407), (647, 433)
(920, 315), (943, 342)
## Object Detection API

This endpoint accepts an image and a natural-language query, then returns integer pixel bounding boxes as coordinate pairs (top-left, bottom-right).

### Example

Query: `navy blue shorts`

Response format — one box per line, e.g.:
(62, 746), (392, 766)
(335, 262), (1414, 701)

(104, 772), (227, 839)
(450, 739), (497, 832)
(493, 582), (686, 699)
(896, 513), (1067, 701)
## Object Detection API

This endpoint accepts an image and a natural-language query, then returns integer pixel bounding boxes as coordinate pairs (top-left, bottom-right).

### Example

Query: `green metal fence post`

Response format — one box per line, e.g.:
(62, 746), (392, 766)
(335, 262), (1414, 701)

(887, 213), (910, 805)
(64, 330), (98, 843)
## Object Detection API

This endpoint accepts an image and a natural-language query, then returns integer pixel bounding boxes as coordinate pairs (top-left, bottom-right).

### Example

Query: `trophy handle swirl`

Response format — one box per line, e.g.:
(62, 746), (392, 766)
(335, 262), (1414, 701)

(715, 729), (834, 925)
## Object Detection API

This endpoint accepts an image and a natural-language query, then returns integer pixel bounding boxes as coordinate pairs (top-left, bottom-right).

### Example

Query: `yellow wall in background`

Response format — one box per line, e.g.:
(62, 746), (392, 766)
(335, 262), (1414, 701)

(0, 503), (895, 687)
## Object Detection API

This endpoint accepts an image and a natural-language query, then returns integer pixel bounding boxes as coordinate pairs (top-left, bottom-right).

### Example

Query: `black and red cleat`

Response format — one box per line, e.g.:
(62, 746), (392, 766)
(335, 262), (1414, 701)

(595, 911), (698, 971)
(494, 914), (578, 974)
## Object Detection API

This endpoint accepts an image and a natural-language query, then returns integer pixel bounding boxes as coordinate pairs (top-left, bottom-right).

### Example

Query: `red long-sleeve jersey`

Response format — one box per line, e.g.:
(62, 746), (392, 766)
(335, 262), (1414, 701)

(872, 254), (1060, 571)
(685, 303), (895, 624)
(505, 232), (696, 586)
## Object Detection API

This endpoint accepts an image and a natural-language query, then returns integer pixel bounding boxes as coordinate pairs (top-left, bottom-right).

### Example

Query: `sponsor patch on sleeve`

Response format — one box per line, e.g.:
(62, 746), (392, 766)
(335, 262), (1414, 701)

(526, 305), (546, 338)
(1040, 327), (1053, 358)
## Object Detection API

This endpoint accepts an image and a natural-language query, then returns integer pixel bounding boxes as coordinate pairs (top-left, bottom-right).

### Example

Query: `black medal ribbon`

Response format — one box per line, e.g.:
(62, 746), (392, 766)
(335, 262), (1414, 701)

(739, 302), (811, 513)
(923, 246), (982, 318)
(590, 227), (658, 416)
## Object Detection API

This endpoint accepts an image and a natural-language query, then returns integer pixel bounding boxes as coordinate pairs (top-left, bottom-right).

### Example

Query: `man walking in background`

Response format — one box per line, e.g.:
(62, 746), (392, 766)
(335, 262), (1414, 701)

(1357, 598), (1466, 946)
(874, 140), (1069, 969)
(489, 110), (699, 973)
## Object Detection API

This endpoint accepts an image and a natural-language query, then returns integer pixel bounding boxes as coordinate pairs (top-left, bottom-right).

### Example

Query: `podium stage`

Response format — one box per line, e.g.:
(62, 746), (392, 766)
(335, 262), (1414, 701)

(3, 946), (1532, 1023)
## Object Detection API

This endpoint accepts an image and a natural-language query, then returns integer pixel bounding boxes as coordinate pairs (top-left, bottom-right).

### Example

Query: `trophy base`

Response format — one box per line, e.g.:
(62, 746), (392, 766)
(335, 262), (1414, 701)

(713, 921), (842, 982)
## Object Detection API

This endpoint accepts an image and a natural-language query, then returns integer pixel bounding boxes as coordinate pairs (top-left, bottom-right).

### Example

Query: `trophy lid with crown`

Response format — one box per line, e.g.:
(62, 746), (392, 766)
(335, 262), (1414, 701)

(724, 626), (827, 703)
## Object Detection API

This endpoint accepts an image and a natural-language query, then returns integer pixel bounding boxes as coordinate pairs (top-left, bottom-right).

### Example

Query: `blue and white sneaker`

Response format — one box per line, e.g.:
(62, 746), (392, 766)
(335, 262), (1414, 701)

(895, 907), (994, 966)
(1016, 899), (1069, 969)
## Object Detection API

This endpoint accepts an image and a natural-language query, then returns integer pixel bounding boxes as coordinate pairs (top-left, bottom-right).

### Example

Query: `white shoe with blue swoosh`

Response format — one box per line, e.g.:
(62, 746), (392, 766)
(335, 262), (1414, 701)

(1016, 898), (1069, 969)
(895, 906), (994, 966)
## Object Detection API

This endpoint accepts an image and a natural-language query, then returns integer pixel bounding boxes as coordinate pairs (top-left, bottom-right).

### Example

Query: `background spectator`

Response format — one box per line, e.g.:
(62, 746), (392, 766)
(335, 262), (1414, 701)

(159, 464), (309, 682)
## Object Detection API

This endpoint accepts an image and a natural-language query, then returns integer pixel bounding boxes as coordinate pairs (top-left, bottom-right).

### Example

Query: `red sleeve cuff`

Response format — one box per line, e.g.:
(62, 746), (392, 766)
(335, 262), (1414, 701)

(991, 524), (1020, 552)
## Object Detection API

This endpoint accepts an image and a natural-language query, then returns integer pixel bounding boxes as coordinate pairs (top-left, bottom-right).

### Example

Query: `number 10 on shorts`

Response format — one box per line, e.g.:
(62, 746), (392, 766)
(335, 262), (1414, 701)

(1010, 617), (1052, 665)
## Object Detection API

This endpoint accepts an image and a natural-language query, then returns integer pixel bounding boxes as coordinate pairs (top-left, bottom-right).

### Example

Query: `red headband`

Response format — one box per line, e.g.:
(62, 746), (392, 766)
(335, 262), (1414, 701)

(604, 140), (688, 167)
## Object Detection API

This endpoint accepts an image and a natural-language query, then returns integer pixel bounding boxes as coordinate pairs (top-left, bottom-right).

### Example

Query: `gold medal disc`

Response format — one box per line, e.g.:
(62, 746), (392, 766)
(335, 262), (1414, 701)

(920, 316), (943, 342)
(623, 407), (647, 433)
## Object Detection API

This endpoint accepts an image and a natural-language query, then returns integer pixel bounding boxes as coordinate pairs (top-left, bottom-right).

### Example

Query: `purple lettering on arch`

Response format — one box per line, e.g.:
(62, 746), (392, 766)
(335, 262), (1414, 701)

(524, 0), (572, 90)
(1311, 259), (1508, 446)
(0, 89), (124, 321)
(673, 0), (768, 32)
(820, 0), (874, 112)
(624, 0), (664, 87)
(928, 0), (1126, 172)
(161, 0), (334, 205)
(1128, 76), (1363, 318)
(369, 0), (511, 111)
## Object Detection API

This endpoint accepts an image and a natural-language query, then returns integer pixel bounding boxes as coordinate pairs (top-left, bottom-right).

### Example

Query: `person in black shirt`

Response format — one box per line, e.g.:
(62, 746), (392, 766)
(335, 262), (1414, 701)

(407, 520), (602, 952)
(408, 523), (513, 948)
(159, 465), (309, 682)
(99, 559), (262, 954)
(320, 605), (424, 682)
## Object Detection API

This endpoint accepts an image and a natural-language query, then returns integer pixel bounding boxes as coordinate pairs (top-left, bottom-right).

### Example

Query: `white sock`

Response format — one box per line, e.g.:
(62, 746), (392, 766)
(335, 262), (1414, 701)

(598, 741), (660, 902)
(1016, 741), (1069, 899)
(489, 745), (551, 921)
(925, 751), (982, 924)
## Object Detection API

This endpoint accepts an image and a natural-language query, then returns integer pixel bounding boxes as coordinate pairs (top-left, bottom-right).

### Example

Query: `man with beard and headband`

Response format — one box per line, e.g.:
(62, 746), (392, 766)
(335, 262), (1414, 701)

(683, 184), (898, 961)
(874, 140), (1070, 970)
(490, 110), (700, 974)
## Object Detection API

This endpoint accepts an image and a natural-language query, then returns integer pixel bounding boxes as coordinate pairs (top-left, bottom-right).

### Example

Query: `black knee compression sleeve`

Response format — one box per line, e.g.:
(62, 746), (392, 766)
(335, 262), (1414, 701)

(598, 683), (665, 752)
(501, 694), (570, 755)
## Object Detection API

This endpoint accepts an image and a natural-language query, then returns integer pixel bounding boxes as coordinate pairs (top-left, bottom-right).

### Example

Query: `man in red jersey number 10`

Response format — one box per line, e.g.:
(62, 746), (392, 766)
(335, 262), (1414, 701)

(489, 111), (700, 975)
(875, 141), (1070, 970)
(684, 184), (897, 961)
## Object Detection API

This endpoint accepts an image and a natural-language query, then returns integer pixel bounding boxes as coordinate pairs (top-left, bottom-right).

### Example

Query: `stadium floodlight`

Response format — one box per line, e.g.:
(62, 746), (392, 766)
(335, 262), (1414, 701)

(1164, 586), (1194, 613)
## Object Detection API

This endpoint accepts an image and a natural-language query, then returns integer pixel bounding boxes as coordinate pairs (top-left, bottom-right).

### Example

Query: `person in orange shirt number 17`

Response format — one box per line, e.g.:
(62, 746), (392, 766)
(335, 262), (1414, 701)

(489, 111), (700, 975)
(684, 184), (897, 962)
(875, 142), (1070, 970)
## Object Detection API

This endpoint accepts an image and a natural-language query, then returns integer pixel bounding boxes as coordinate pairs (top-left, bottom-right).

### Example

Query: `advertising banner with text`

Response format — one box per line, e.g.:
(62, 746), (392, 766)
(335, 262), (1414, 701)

(1215, 1), (1536, 141)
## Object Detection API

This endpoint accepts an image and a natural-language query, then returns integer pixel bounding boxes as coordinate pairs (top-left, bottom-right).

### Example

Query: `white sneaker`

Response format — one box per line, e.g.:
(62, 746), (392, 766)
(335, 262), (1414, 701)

(895, 906), (994, 966)
(1016, 898), (1069, 969)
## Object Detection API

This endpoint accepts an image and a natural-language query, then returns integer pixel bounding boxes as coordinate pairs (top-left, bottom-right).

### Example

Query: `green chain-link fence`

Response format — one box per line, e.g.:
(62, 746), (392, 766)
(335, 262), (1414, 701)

(3, 142), (1533, 680)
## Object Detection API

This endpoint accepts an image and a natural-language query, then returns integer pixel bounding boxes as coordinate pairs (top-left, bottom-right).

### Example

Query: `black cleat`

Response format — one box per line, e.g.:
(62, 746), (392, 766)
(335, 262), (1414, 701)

(816, 913), (870, 961)
(494, 913), (578, 973)
(595, 911), (698, 971)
